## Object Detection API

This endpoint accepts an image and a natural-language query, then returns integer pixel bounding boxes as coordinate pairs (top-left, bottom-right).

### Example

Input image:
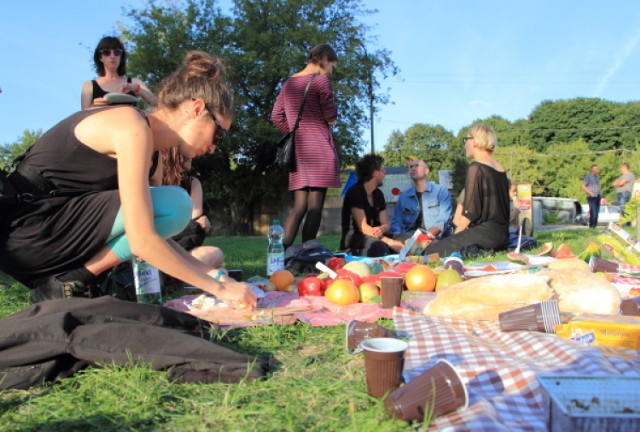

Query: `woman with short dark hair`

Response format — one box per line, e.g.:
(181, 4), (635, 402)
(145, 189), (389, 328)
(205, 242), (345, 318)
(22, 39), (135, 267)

(80, 36), (156, 109)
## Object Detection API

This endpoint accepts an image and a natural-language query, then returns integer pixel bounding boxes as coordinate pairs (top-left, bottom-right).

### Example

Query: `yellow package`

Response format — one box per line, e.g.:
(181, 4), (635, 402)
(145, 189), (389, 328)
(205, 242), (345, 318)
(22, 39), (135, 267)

(555, 314), (640, 350)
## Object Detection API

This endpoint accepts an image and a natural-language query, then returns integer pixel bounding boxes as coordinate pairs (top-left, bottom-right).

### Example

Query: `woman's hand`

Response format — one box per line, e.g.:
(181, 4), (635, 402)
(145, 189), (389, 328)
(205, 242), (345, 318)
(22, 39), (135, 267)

(215, 281), (258, 309)
(197, 215), (212, 234)
(92, 97), (108, 107)
(386, 239), (405, 253)
(121, 82), (141, 95)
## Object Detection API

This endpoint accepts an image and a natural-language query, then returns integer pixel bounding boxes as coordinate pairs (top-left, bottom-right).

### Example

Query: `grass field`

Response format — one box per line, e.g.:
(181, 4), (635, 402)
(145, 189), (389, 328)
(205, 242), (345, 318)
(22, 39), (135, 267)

(0, 230), (596, 431)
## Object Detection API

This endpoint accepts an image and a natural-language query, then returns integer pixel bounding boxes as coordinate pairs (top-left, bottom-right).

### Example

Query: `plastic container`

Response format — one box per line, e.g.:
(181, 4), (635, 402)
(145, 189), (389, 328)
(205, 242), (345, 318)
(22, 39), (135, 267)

(266, 219), (285, 275)
(538, 375), (640, 432)
(554, 314), (640, 350)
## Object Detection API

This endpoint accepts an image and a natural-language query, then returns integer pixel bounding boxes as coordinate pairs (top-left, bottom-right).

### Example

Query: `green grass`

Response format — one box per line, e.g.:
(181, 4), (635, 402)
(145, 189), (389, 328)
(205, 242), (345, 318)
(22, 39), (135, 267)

(0, 230), (598, 431)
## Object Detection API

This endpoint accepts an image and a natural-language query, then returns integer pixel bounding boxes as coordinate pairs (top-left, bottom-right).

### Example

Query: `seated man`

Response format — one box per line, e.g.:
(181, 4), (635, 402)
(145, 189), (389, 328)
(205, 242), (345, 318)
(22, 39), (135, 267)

(340, 154), (404, 257)
(390, 159), (452, 242)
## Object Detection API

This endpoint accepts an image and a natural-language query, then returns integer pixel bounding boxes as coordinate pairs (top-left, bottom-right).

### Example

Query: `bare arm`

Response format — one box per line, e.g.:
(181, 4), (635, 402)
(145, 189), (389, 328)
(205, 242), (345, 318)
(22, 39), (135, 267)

(80, 80), (94, 110)
(81, 108), (255, 307)
(189, 177), (211, 233)
(129, 77), (157, 106)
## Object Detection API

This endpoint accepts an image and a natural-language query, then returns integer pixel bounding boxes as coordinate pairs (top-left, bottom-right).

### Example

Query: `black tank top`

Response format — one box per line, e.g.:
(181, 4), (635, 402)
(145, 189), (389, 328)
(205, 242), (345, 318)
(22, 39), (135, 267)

(92, 77), (137, 105)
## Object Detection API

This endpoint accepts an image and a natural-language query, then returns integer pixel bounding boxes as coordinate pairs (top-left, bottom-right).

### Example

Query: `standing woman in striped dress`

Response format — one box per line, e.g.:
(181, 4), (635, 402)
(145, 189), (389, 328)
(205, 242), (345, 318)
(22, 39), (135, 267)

(271, 43), (341, 249)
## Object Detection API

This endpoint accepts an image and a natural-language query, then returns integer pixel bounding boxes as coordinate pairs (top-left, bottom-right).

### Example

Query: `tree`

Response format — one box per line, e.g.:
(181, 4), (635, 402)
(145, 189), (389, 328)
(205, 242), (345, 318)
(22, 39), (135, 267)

(120, 0), (398, 233)
(380, 123), (458, 173)
(0, 129), (42, 169)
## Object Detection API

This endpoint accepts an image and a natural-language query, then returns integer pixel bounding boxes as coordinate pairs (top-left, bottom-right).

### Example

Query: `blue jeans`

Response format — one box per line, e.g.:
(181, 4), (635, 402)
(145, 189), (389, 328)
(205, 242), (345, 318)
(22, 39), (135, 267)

(587, 195), (601, 228)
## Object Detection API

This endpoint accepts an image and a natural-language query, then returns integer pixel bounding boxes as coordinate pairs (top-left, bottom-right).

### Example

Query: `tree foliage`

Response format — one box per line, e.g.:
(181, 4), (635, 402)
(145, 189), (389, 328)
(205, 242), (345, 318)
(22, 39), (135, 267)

(1, 129), (42, 170)
(119, 0), (398, 233)
(384, 97), (640, 204)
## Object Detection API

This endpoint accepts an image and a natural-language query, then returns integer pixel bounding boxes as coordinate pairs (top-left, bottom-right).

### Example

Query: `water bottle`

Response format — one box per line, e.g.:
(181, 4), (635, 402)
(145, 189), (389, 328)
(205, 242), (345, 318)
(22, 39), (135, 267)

(266, 219), (285, 275)
(132, 256), (163, 304)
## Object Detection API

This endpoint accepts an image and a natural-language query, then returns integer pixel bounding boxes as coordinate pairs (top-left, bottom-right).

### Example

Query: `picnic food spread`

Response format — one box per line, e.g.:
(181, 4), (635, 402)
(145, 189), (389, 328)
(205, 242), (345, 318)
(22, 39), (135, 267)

(163, 222), (640, 429)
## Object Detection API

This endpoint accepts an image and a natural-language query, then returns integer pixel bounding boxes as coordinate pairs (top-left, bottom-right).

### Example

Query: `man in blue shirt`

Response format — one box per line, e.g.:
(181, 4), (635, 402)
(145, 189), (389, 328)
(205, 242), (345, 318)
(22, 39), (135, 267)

(581, 164), (601, 229)
(390, 159), (453, 241)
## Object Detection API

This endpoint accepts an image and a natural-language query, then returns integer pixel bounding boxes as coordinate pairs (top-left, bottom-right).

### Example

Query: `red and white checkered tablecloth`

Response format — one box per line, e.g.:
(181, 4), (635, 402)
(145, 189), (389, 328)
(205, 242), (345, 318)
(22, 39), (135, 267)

(392, 308), (640, 431)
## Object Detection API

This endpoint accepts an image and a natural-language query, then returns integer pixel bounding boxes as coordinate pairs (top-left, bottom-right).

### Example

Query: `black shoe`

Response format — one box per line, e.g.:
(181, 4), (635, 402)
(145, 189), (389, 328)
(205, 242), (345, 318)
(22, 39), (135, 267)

(28, 275), (100, 304)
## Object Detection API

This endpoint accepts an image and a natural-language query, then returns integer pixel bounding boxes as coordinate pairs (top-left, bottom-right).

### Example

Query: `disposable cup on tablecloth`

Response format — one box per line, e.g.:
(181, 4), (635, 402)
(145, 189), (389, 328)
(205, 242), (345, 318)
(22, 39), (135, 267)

(443, 257), (464, 276)
(381, 277), (404, 309)
(385, 359), (468, 423)
(498, 300), (561, 333)
(361, 338), (408, 398)
(620, 297), (640, 316)
(346, 320), (394, 355)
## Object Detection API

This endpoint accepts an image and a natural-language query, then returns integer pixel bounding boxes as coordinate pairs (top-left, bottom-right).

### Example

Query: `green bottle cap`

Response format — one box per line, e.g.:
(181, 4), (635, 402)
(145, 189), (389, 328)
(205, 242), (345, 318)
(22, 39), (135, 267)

(273, 219), (280, 225)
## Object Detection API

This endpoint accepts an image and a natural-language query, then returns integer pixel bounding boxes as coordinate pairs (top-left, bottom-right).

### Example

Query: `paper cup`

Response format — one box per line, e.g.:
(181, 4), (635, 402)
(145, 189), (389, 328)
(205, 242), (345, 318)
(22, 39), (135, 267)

(498, 300), (561, 333)
(443, 257), (464, 276)
(361, 338), (408, 398)
(385, 359), (468, 422)
(620, 297), (640, 316)
(381, 277), (404, 309)
(346, 320), (394, 355)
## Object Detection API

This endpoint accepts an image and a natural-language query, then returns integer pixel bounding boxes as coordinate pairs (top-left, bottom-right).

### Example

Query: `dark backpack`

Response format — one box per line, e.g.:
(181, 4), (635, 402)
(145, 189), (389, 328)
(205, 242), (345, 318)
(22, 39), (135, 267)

(284, 240), (334, 276)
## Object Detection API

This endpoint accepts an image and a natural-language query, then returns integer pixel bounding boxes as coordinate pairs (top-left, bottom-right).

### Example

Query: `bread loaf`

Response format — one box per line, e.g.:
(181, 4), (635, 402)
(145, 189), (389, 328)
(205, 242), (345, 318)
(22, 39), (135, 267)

(537, 269), (621, 315)
(424, 274), (555, 321)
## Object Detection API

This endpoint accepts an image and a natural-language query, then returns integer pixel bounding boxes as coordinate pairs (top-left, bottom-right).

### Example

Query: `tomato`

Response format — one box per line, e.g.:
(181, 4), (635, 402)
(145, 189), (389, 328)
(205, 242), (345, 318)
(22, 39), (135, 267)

(327, 257), (346, 271)
(297, 276), (326, 297)
(325, 279), (360, 305)
(335, 268), (363, 287)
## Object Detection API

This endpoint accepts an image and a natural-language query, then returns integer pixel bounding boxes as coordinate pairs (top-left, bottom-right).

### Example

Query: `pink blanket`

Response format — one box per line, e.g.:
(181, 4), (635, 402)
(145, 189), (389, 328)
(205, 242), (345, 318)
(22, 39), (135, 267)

(164, 291), (398, 328)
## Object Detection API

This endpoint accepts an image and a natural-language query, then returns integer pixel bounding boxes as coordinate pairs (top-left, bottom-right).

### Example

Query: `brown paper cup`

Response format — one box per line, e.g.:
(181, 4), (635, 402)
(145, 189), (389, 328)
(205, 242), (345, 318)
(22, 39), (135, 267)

(381, 277), (404, 309)
(361, 338), (408, 398)
(620, 297), (640, 316)
(498, 300), (561, 333)
(346, 320), (394, 355)
(385, 359), (468, 423)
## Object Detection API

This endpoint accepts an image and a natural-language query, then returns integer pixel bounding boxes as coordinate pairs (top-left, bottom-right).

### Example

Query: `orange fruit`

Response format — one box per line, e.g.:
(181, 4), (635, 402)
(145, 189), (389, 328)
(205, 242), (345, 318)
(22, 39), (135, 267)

(270, 269), (296, 291)
(405, 264), (436, 292)
(324, 279), (360, 305)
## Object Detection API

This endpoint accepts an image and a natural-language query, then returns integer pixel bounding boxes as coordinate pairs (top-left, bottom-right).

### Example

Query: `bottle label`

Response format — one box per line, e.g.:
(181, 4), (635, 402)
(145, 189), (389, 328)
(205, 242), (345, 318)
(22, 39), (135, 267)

(133, 262), (161, 295)
(267, 253), (285, 275)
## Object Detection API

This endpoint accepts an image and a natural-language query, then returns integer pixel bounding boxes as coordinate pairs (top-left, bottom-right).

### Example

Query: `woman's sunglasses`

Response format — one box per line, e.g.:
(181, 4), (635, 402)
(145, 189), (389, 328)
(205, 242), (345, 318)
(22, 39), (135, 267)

(204, 104), (228, 145)
(100, 49), (123, 57)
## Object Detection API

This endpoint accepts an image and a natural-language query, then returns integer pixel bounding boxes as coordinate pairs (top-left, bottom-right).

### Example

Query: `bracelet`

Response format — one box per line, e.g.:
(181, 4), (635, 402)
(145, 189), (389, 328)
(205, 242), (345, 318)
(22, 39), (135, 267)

(212, 270), (225, 281)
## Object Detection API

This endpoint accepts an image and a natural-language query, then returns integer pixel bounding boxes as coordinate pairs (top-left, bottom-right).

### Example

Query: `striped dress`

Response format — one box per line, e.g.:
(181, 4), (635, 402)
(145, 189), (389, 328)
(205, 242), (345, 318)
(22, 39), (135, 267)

(271, 74), (341, 191)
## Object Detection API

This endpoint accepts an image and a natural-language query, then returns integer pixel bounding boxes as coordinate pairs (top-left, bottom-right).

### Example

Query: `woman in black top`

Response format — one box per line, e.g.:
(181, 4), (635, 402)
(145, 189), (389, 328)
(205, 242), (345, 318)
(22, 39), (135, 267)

(80, 36), (156, 109)
(424, 124), (510, 257)
(1, 51), (256, 307)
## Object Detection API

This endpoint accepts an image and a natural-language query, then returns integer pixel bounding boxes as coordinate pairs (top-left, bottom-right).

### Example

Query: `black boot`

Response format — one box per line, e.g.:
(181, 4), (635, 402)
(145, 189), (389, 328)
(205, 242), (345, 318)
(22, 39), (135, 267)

(27, 275), (100, 304)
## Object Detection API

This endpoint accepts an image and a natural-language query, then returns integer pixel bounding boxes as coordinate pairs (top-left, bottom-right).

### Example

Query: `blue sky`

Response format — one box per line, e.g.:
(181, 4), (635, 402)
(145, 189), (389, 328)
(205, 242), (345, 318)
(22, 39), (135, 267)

(2, 1), (640, 152)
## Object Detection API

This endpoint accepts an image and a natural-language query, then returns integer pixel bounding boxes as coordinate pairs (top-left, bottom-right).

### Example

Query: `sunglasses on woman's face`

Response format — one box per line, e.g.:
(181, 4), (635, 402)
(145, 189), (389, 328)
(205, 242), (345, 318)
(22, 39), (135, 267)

(100, 49), (123, 57)
(204, 104), (228, 145)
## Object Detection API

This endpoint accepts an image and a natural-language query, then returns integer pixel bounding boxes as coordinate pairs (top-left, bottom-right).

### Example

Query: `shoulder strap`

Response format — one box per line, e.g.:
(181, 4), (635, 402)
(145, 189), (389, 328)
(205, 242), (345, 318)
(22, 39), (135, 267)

(291, 74), (317, 133)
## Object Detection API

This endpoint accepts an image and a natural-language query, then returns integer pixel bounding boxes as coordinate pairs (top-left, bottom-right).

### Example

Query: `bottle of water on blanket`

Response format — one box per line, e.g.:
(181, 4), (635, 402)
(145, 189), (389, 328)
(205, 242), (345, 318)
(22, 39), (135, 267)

(132, 256), (163, 304)
(267, 219), (285, 276)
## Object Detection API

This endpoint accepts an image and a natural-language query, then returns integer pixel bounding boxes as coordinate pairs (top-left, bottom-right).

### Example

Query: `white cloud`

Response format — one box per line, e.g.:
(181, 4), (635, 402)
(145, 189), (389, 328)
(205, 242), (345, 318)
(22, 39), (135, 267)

(594, 25), (640, 96)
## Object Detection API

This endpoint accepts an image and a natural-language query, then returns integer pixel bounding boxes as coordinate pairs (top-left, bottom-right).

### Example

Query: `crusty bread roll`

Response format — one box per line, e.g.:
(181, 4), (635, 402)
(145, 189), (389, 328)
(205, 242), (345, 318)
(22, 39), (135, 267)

(537, 269), (621, 315)
(424, 274), (555, 321)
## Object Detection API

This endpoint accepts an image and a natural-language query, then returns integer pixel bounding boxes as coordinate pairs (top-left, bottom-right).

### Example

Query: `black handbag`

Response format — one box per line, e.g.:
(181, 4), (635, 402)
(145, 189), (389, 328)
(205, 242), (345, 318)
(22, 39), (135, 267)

(276, 74), (316, 172)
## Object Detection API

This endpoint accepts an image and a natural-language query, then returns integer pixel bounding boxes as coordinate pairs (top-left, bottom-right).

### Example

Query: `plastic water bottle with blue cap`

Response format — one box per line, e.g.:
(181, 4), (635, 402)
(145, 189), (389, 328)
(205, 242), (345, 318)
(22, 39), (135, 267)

(266, 219), (285, 275)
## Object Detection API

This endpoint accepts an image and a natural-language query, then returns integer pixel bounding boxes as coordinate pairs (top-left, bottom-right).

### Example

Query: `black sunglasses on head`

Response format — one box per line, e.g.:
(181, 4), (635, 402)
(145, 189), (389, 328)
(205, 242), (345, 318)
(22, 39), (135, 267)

(100, 49), (123, 57)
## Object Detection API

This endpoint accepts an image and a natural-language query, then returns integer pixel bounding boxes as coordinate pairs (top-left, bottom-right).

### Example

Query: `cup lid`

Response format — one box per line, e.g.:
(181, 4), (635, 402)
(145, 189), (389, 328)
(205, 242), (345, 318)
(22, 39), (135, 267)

(361, 337), (408, 353)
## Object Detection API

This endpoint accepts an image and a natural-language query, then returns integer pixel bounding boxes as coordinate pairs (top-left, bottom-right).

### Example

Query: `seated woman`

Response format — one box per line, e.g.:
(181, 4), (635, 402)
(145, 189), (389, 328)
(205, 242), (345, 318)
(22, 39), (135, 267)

(424, 125), (510, 257)
(161, 147), (223, 268)
(80, 36), (156, 110)
(1, 51), (255, 307)
(340, 154), (404, 257)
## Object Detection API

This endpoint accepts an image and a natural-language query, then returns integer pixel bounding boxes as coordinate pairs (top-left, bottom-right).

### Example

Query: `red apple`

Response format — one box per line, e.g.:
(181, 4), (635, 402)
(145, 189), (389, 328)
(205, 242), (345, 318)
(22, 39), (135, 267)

(395, 262), (417, 274)
(297, 276), (326, 297)
(358, 282), (380, 303)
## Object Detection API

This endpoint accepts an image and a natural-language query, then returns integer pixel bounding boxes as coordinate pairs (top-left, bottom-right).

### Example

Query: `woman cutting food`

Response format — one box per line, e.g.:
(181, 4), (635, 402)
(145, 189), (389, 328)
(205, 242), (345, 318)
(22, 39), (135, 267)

(1, 51), (255, 307)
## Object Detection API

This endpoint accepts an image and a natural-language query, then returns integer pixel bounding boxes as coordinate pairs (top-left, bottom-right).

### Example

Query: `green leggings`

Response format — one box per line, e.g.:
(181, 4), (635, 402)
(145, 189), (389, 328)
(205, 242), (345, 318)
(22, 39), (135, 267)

(106, 186), (193, 260)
